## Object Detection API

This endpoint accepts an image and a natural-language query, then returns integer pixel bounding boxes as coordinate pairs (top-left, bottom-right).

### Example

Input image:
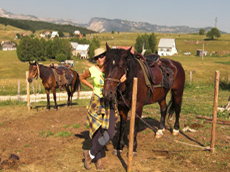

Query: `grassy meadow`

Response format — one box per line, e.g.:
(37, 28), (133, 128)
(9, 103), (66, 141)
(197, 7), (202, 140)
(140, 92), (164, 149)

(0, 27), (230, 119)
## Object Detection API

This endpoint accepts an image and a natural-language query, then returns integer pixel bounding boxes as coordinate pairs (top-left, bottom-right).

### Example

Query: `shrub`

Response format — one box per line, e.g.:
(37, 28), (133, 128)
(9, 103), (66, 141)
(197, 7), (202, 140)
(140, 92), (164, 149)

(56, 53), (67, 62)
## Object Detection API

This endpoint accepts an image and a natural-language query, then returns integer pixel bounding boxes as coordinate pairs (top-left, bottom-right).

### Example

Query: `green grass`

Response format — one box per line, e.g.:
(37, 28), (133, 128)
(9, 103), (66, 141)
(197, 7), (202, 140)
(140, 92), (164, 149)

(73, 124), (81, 129)
(1, 31), (230, 121)
(56, 131), (72, 137)
(39, 130), (55, 138)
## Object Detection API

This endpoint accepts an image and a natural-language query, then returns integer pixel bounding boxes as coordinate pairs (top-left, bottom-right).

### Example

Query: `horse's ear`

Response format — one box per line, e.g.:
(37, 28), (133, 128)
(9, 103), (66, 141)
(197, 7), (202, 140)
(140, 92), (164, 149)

(29, 61), (32, 65)
(106, 42), (111, 51)
(123, 47), (132, 58)
(128, 46), (132, 53)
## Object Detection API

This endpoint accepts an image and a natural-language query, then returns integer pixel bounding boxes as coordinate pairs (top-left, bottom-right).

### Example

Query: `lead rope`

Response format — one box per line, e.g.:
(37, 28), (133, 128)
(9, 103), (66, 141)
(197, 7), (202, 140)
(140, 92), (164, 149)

(117, 87), (211, 150)
(117, 88), (157, 133)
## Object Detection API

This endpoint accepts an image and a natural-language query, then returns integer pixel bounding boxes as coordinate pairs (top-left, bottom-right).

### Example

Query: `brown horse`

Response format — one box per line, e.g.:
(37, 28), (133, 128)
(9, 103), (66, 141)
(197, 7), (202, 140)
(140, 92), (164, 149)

(103, 44), (185, 154)
(27, 61), (80, 110)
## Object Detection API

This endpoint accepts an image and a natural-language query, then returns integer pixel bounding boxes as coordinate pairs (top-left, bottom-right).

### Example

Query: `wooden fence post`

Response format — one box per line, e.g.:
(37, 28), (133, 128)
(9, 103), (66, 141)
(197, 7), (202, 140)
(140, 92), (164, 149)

(210, 70), (220, 153)
(26, 71), (31, 111)
(17, 79), (20, 101)
(190, 71), (193, 85)
(128, 77), (138, 172)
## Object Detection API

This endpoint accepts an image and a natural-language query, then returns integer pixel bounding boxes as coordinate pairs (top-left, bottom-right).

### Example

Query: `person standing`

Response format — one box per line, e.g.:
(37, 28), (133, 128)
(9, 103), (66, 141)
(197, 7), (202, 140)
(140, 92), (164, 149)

(80, 48), (118, 171)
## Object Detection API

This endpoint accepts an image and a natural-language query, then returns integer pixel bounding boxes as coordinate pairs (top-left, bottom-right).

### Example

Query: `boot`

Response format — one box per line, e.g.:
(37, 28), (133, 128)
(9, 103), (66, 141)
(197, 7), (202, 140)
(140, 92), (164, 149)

(83, 150), (92, 170)
(95, 159), (105, 171)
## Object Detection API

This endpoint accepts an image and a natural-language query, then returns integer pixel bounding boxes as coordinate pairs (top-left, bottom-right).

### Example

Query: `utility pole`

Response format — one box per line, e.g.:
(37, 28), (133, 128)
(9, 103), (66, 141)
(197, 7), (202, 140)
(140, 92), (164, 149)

(215, 17), (218, 28)
(202, 43), (204, 60)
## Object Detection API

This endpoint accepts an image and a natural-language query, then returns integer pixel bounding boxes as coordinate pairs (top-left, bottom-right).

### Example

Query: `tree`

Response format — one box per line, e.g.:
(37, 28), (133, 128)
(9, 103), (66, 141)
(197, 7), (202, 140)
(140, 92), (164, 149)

(56, 53), (67, 62)
(134, 33), (157, 54)
(148, 33), (157, 53)
(17, 36), (33, 62)
(206, 27), (221, 40)
(88, 37), (100, 59)
(58, 30), (64, 37)
(199, 28), (206, 35)
(16, 33), (21, 39)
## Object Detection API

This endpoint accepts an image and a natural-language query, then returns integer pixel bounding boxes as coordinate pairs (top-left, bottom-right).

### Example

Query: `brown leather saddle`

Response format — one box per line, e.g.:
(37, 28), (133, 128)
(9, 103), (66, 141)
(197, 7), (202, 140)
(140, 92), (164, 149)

(135, 53), (175, 91)
(50, 64), (73, 90)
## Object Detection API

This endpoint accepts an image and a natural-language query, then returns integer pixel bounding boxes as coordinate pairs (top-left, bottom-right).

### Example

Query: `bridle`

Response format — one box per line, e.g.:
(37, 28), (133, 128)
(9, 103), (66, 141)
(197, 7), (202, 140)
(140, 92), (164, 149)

(30, 64), (40, 79)
(36, 64), (40, 78)
(104, 67), (130, 108)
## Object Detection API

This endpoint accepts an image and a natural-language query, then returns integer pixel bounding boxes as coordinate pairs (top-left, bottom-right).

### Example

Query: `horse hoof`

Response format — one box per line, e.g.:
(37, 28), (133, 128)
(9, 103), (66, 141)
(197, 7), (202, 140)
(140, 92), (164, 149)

(155, 129), (164, 139)
(126, 151), (138, 157)
(112, 149), (122, 156)
(172, 129), (179, 136)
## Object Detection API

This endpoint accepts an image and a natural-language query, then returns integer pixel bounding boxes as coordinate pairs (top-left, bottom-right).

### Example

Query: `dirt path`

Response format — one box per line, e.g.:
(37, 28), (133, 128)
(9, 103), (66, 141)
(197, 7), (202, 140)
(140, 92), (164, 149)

(0, 106), (229, 172)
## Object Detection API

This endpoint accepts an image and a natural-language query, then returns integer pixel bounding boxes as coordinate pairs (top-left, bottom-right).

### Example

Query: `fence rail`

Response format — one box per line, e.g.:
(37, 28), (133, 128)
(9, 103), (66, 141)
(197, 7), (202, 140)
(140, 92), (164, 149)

(0, 91), (92, 102)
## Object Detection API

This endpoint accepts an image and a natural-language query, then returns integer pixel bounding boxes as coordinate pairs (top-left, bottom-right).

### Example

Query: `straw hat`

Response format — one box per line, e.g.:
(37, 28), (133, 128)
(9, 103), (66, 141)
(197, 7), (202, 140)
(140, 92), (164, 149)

(93, 48), (106, 59)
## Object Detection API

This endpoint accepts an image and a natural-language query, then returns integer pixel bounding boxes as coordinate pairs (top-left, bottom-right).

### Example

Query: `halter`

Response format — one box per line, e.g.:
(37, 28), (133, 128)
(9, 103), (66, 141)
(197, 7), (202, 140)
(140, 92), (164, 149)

(36, 64), (40, 78)
(105, 77), (120, 83)
(105, 66), (127, 84)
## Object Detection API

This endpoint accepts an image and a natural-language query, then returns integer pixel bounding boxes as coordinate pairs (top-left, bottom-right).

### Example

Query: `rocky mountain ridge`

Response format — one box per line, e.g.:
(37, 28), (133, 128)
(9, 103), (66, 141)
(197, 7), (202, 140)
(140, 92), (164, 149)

(0, 7), (225, 33)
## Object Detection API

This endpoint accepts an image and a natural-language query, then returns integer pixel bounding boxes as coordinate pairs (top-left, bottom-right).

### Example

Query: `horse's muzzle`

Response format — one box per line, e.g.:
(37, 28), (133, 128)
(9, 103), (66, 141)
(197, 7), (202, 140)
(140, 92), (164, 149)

(103, 90), (115, 102)
(27, 78), (33, 83)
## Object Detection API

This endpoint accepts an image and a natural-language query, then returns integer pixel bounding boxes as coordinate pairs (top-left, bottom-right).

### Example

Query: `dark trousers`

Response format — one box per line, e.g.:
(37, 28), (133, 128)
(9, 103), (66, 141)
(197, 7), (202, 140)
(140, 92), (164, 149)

(90, 105), (115, 160)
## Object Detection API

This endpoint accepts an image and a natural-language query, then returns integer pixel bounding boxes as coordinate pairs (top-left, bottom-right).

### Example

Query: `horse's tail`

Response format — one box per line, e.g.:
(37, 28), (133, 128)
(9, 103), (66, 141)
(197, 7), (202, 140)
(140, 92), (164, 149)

(167, 92), (175, 119)
(73, 71), (81, 99)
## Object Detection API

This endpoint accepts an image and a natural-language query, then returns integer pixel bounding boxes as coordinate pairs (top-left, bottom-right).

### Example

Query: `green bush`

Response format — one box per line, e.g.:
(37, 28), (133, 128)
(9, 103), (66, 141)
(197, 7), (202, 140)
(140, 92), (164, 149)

(56, 53), (67, 62)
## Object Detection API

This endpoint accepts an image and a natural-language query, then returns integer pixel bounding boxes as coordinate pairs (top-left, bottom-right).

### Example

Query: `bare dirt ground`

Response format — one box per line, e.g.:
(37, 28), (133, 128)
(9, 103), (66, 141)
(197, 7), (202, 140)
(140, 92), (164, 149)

(0, 104), (230, 172)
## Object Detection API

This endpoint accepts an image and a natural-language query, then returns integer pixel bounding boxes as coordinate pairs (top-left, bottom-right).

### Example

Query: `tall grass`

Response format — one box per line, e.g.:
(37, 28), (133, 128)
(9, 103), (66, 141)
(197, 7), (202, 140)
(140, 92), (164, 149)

(0, 32), (230, 95)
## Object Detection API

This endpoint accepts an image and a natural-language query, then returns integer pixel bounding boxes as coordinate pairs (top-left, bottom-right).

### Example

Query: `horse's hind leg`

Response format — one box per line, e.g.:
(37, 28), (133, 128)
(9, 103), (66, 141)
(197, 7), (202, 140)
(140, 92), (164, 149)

(156, 99), (167, 138)
(66, 86), (71, 106)
(171, 90), (183, 136)
(45, 89), (50, 110)
(52, 87), (58, 110)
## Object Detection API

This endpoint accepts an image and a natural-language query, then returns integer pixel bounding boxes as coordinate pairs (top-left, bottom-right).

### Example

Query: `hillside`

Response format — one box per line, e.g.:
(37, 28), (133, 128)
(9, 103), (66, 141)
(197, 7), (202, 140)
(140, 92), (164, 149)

(0, 17), (96, 34)
(1, 7), (227, 34)
(88, 17), (220, 34)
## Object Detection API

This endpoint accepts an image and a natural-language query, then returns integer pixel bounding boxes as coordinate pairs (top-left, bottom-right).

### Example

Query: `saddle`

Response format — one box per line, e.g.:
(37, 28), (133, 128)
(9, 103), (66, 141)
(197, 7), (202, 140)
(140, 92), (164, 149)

(50, 64), (73, 90)
(135, 53), (175, 92)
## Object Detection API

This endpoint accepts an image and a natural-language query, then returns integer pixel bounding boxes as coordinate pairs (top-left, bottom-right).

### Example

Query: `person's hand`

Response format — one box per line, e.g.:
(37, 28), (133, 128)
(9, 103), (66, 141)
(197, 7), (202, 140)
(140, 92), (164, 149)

(120, 74), (127, 83)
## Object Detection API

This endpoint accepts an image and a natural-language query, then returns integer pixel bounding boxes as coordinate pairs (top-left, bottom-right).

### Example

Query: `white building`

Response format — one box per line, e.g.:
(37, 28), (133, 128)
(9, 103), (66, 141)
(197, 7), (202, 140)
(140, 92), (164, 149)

(74, 30), (80, 35)
(158, 38), (178, 56)
(2, 41), (16, 51)
(70, 42), (89, 59)
(51, 31), (59, 38)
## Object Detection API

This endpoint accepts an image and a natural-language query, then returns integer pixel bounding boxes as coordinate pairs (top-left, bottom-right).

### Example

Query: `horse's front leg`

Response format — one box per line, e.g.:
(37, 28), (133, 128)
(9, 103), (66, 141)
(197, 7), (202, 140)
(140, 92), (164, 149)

(132, 106), (142, 155)
(52, 87), (58, 110)
(112, 108), (128, 156)
(45, 89), (50, 110)
(156, 99), (167, 138)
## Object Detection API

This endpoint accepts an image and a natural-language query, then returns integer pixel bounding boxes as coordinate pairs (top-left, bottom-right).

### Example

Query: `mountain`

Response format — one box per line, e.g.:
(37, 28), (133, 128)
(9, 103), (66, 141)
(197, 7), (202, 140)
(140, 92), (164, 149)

(87, 17), (224, 34)
(0, 7), (80, 26)
(0, 7), (226, 34)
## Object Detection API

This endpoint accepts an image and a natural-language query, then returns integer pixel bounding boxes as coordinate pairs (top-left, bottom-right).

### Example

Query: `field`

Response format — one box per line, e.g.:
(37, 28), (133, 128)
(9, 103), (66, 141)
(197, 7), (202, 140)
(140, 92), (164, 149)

(0, 100), (230, 172)
(0, 27), (230, 171)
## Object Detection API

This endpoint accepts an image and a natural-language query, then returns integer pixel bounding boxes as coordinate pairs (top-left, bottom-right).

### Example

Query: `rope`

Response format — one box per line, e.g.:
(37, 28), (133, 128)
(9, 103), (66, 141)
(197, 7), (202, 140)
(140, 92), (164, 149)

(163, 135), (212, 150)
(117, 88), (210, 150)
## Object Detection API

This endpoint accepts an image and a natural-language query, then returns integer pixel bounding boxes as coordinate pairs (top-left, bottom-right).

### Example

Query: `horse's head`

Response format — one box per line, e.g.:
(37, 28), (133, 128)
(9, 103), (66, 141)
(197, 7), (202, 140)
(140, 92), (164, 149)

(27, 61), (39, 83)
(103, 43), (134, 102)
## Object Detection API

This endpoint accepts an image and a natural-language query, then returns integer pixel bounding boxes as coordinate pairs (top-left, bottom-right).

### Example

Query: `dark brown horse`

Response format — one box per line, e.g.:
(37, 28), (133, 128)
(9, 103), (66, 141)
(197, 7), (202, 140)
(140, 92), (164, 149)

(103, 44), (185, 154)
(27, 61), (80, 110)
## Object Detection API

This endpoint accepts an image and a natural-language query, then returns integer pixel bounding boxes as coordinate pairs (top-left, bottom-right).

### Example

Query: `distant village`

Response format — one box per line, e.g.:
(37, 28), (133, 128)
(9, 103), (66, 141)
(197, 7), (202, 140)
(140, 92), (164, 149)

(1, 29), (212, 60)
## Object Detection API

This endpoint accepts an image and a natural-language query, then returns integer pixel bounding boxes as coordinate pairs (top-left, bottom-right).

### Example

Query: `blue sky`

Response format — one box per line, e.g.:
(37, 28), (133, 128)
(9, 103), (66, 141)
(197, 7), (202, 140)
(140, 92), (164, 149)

(0, 0), (229, 33)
